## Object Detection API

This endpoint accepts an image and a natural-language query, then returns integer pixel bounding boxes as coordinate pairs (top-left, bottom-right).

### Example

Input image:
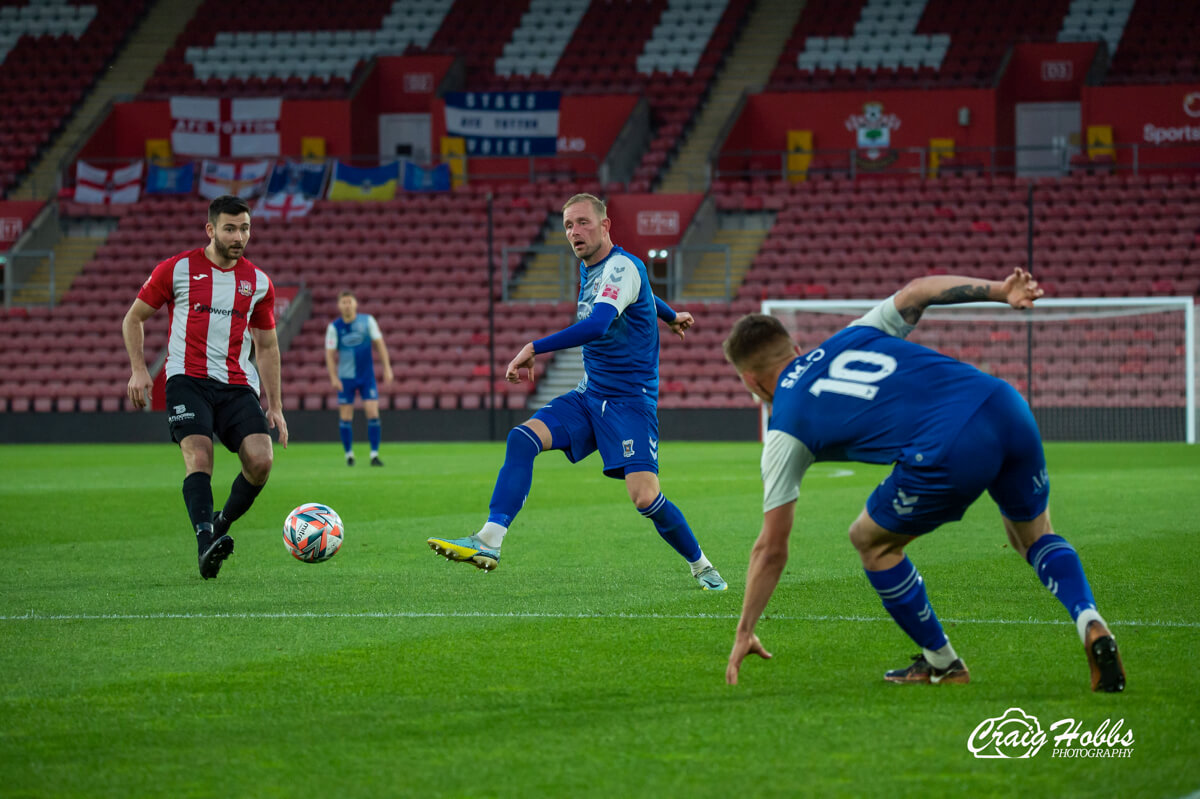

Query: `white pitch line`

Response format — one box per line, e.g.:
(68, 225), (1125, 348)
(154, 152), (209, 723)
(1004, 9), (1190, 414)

(0, 610), (1197, 628)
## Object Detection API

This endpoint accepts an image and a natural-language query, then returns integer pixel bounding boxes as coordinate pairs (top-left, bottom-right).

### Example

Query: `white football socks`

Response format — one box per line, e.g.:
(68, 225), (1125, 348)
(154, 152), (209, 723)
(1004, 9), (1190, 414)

(476, 522), (507, 549)
(923, 641), (960, 670)
(688, 553), (713, 576)
(1075, 607), (1106, 645)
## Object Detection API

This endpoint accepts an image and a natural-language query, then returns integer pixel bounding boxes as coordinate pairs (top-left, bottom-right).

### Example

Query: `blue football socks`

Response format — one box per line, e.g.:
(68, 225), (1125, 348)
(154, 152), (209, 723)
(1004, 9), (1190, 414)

(1025, 534), (1097, 620)
(638, 493), (702, 562)
(865, 556), (949, 651)
(487, 426), (543, 528)
(367, 418), (382, 455)
(338, 420), (353, 455)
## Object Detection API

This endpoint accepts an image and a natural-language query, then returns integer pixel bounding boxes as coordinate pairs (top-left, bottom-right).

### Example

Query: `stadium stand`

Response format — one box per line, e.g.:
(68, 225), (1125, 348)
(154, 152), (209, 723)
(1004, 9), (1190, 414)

(14, 186), (564, 413)
(769, 0), (1091, 91)
(483, 0), (750, 192)
(0, 0), (148, 196)
(1057, 0), (1135, 56)
(272, 187), (560, 412)
(1103, 0), (1200, 84)
(704, 171), (1198, 410)
(4, 0), (1198, 418)
(142, 0), (440, 98)
(769, 0), (1195, 91)
(723, 172), (1200, 302)
(140, 0), (748, 190)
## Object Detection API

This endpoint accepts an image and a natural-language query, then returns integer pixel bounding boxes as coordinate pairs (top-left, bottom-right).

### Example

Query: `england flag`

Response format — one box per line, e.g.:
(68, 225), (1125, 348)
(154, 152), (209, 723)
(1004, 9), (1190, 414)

(74, 160), (144, 204)
(198, 159), (272, 199)
(257, 192), (315, 221)
(170, 97), (282, 158)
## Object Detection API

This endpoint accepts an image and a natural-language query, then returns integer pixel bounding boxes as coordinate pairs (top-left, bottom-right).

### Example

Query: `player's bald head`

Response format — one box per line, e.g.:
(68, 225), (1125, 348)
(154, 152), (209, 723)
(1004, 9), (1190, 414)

(723, 314), (797, 372)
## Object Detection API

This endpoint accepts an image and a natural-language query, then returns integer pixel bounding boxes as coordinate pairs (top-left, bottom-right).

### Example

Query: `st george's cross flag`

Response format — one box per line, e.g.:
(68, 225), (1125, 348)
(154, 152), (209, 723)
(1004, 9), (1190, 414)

(74, 160), (143, 204)
(257, 192), (315, 221)
(198, 159), (272, 199)
(170, 97), (282, 158)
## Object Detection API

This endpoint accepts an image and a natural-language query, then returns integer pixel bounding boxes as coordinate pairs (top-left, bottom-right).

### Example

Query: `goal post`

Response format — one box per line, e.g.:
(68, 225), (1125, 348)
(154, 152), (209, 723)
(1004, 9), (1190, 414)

(760, 296), (1196, 444)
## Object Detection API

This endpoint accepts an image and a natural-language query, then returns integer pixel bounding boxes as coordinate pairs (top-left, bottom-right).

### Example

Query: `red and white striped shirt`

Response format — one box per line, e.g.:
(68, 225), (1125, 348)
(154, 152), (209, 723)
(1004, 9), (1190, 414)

(138, 248), (276, 394)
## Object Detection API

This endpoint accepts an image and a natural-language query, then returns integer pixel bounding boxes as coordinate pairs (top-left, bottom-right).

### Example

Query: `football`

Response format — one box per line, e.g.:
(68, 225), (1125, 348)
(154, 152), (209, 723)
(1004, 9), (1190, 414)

(282, 503), (344, 563)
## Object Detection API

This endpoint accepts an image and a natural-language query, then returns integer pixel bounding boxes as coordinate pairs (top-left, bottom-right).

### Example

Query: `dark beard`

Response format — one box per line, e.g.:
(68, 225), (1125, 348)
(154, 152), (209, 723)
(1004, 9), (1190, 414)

(213, 240), (241, 262)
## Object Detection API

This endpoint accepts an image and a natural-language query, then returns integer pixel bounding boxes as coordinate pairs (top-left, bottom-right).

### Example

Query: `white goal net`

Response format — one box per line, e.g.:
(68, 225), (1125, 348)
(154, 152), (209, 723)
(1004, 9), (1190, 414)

(761, 297), (1196, 443)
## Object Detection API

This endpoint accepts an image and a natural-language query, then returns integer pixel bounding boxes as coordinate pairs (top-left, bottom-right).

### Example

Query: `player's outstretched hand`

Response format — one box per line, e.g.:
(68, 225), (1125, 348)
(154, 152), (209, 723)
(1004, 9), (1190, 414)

(726, 631), (772, 685)
(505, 342), (536, 384)
(1002, 267), (1043, 310)
(268, 408), (289, 448)
(667, 310), (695, 341)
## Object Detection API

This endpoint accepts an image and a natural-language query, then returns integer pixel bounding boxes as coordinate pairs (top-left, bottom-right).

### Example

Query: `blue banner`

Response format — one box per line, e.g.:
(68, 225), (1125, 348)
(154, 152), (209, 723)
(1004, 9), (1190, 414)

(145, 162), (195, 195)
(402, 162), (451, 193)
(266, 159), (328, 198)
(443, 91), (560, 157)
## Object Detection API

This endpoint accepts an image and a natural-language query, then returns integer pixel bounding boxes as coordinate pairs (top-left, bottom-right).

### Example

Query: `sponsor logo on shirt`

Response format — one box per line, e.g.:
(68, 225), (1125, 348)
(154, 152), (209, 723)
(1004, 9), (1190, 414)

(601, 284), (620, 300)
(193, 302), (247, 319)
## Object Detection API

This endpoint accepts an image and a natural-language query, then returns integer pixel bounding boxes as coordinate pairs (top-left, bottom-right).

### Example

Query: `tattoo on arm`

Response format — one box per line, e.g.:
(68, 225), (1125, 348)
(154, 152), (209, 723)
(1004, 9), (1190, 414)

(900, 283), (991, 324)
(931, 284), (992, 305)
(898, 304), (924, 325)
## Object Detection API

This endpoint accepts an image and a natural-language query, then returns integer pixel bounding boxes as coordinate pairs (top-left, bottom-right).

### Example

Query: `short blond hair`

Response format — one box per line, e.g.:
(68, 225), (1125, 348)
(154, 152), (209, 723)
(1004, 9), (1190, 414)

(723, 313), (796, 371)
(562, 192), (606, 218)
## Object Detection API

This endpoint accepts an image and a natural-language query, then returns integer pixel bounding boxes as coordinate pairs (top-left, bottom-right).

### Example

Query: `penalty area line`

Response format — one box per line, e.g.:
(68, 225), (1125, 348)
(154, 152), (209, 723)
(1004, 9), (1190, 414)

(0, 610), (1197, 628)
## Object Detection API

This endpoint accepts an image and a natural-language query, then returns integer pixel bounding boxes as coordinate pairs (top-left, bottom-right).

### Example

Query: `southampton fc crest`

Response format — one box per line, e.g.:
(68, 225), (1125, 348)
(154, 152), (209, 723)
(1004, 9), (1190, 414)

(845, 101), (902, 168)
(238, 279), (253, 296)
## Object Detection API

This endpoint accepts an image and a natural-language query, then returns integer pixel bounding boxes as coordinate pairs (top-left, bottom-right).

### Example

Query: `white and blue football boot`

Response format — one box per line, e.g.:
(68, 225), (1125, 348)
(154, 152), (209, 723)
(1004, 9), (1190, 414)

(694, 565), (728, 591)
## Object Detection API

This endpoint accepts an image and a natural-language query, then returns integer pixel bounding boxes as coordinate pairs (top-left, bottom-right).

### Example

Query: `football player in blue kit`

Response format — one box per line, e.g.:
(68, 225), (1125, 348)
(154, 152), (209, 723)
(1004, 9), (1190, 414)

(722, 268), (1125, 691)
(427, 193), (727, 591)
(325, 290), (394, 466)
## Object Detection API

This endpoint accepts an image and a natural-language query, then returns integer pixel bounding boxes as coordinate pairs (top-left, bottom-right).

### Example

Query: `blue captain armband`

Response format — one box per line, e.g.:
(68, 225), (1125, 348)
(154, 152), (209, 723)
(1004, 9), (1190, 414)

(532, 302), (618, 353)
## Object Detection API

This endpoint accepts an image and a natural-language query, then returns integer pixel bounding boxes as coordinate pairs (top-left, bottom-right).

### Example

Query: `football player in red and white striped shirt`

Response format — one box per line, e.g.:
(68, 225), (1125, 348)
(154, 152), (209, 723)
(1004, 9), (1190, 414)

(122, 195), (288, 579)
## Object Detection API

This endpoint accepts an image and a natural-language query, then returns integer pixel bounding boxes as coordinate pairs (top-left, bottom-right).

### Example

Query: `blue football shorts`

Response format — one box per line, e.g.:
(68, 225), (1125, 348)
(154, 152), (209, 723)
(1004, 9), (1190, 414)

(337, 376), (379, 405)
(866, 381), (1050, 536)
(532, 390), (660, 479)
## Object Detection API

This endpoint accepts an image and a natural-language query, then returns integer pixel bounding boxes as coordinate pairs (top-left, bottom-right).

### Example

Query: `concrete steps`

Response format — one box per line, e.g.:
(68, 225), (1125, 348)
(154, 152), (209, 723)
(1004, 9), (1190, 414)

(681, 228), (765, 299)
(657, 0), (805, 194)
(11, 236), (104, 305)
(528, 346), (584, 407)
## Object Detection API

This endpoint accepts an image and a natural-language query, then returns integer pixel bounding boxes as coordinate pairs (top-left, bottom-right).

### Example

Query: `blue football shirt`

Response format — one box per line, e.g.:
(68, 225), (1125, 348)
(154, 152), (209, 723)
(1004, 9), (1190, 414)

(325, 314), (382, 381)
(761, 296), (1006, 512)
(574, 245), (659, 403)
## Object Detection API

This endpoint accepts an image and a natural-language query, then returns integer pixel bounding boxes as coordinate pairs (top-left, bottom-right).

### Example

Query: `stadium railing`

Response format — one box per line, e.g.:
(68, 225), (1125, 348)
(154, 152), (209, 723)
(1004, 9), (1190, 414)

(712, 141), (1200, 184)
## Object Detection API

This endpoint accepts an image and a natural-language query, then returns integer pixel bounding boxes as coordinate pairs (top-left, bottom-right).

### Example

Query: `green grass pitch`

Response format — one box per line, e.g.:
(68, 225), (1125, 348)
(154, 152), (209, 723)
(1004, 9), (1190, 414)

(1, 440), (1198, 798)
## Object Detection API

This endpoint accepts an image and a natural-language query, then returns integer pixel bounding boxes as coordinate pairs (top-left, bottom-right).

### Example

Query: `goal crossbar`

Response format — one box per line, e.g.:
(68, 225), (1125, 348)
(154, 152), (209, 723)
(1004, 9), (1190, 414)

(760, 296), (1195, 444)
